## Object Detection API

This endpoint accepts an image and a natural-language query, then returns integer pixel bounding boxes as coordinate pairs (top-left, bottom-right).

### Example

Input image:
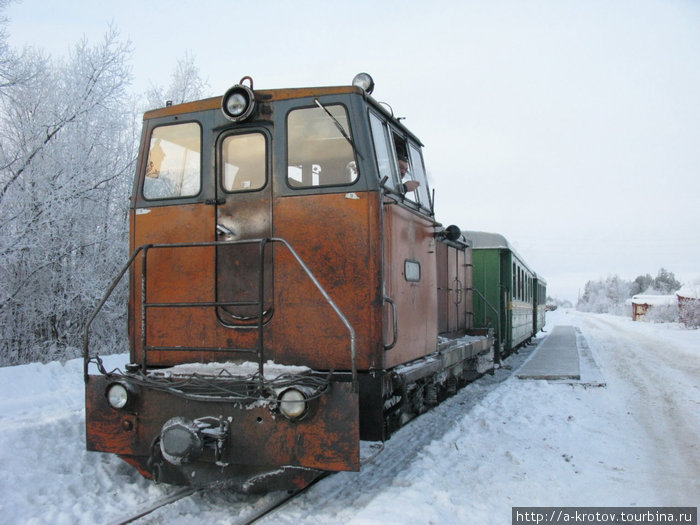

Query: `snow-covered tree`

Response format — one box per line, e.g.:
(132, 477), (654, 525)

(652, 268), (681, 294)
(0, 4), (215, 364)
(576, 268), (683, 318)
(605, 275), (630, 306)
(577, 275), (630, 314)
(630, 273), (653, 296)
(145, 51), (209, 109)
(0, 17), (137, 364)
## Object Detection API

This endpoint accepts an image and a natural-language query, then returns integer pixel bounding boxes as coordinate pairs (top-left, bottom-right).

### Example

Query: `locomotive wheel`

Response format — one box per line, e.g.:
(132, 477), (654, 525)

(411, 386), (425, 415)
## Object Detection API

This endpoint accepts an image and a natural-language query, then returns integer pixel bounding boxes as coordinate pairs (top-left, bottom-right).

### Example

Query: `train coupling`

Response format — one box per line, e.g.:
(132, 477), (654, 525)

(159, 416), (230, 467)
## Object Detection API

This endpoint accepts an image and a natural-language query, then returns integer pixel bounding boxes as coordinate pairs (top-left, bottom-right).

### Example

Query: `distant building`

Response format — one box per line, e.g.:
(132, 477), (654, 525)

(628, 295), (677, 321)
(677, 285), (700, 328)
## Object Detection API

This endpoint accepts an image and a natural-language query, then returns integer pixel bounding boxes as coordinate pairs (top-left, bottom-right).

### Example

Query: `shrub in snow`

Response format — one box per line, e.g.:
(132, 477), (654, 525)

(640, 303), (679, 324)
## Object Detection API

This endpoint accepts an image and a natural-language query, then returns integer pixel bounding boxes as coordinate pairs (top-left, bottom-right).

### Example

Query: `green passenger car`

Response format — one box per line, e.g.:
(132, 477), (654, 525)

(533, 274), (547, 335)
(463, 231), (546, 357)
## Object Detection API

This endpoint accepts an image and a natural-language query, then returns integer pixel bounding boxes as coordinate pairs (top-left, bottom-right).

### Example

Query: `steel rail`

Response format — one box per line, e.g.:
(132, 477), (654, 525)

(104, 486), (197, 525)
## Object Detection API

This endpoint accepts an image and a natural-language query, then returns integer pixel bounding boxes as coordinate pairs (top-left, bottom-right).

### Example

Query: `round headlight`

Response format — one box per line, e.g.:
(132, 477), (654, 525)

(221, 84), (255, 122)
(352, 72), (375, 95)
(107, 383), (129, 409)
(279, 388), (307, 420)
(225, 92), (248, 116)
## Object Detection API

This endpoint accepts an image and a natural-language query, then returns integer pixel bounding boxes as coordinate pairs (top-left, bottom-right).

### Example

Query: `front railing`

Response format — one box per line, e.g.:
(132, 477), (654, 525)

(83, 238), (357, 392)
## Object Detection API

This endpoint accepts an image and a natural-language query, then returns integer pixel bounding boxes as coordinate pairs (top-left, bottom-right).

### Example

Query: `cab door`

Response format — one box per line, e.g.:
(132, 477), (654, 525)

(215, 129), (273, 328)
(131, 119), (215, 365)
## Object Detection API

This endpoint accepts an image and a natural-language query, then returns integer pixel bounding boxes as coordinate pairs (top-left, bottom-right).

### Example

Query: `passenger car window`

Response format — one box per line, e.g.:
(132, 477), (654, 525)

(222, 132), (266, 192)
(287, 105), (357, 188)
(143, 122), (201, 199)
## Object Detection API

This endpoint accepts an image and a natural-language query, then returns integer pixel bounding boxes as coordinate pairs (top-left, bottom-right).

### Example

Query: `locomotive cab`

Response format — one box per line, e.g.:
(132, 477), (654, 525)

(84, 74), (490, 491)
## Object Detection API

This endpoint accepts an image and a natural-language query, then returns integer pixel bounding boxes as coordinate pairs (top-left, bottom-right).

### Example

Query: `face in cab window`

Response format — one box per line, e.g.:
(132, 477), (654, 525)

(143, 122), (201, 200)
(287, 105), (357, 188)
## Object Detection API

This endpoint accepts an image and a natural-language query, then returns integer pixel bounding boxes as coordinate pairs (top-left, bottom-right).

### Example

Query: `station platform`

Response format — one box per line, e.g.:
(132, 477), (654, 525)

(516, 325), (605, 386)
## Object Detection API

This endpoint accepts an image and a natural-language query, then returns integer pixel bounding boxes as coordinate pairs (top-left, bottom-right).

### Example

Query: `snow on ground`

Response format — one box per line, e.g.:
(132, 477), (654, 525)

(0, 310), (697, 524)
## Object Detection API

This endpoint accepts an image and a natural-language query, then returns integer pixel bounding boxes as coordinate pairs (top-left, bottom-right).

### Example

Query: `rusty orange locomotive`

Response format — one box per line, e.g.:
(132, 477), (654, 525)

(83, 73), (497, 491)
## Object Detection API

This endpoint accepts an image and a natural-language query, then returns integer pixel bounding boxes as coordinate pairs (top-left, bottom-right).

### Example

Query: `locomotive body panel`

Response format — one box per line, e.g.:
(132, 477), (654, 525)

(270, 191), (383, 371)
(382, 203), (438, 369)
(436, 240), (473, 334)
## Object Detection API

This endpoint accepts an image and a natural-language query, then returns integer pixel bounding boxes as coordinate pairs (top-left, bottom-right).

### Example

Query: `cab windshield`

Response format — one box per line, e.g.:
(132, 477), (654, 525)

(287, 104), (358, 188)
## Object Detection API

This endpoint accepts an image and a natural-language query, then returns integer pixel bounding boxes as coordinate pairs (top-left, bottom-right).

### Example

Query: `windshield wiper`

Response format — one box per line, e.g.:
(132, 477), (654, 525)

(314, 99), (363, 160)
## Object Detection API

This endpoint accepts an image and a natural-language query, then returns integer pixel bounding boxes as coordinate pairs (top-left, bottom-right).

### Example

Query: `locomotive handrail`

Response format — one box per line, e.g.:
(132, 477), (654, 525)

(383, 296), (398, 351)
(83, 238), (358, 392)
(140, 239), (268, 383)
(83, 245), (145, 382)
(471, 287), (501, 364)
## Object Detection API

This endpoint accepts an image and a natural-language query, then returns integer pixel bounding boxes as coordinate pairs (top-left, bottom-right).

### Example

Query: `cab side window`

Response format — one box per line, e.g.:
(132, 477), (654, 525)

(368, 111), (432, 213)
(393, 134), (431, 212)
(143, 122), (201, 200)
(369, 112), (399, 191)
(408, 144), (432, 211)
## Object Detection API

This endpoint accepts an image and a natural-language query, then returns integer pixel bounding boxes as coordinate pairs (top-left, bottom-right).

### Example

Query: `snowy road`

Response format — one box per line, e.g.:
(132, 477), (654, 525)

(0, 309), (697, 524)
(573, 312), (700, 504)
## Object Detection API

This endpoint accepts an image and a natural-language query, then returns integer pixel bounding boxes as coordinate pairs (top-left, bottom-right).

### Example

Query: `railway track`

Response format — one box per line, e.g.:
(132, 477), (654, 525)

(105, 441), (386, 525)
(104, 475), (328, 525)
(105, 487), (198, 525)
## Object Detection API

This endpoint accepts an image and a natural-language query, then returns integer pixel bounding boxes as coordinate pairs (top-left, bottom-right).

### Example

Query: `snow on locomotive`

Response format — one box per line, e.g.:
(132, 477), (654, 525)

(83, 73), (541, 492)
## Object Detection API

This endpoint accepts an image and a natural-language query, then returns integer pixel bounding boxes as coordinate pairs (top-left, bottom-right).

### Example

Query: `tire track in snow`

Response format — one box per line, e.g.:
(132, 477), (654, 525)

(576, 313), (700, 503)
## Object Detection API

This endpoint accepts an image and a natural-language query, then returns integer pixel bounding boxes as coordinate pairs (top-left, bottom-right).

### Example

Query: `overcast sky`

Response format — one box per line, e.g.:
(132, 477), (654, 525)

(6, 0), (699, 302)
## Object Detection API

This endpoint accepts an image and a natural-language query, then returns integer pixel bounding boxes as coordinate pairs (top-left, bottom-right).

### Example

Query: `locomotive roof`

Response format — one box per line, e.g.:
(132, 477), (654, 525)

(143, 85), (362, 119)
(143, 83), (423, 146)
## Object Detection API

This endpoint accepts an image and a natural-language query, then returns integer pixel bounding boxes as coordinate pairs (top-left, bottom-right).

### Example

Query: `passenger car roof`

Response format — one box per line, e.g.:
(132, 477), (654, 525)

(462, 231), (511, 250)
(462, 230), (538, 276)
